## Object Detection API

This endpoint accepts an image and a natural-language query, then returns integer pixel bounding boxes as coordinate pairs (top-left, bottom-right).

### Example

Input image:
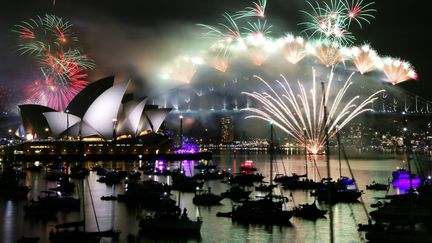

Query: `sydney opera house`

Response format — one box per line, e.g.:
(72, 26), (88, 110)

(1, 76), (194, 161)
(18, 76), (171, 141)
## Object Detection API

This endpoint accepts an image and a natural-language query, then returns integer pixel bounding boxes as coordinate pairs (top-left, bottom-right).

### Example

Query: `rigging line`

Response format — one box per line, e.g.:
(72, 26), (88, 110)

(272, 131), (282, 176)
(340, 139), (370, 222)
(309, 155), (322, 181)
(271, 125), (286, 200)
(86, 178), (100, 232)
(273, 131), (290, 176)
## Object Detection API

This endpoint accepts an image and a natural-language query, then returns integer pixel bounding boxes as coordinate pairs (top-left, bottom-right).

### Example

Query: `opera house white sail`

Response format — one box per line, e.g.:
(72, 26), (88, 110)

(18, 76), (172, 141)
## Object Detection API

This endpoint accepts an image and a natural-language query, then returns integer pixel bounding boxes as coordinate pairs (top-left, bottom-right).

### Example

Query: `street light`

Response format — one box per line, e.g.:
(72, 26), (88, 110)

(45, 127), (49, 140)
(179, 115), (183, 149)
(8, 129), (12, 141)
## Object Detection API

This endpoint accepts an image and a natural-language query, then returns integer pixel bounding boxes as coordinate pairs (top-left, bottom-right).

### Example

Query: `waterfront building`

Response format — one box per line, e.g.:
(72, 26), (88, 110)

(221, 117), (234, 144)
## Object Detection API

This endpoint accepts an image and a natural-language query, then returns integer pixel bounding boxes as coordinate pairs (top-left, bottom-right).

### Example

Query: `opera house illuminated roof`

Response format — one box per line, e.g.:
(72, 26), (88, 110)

(18, 76), (172, 140)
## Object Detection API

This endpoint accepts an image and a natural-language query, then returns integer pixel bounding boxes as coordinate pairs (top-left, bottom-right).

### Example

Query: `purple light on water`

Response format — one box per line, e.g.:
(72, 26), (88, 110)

(155, 160), (166, 171)
(392, 178), (422, 190)
(182, 160), (194, 177)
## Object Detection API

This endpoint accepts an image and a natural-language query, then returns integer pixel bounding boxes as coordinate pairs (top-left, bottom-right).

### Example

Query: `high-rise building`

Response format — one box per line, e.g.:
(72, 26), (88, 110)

(221, 117), (234, 143)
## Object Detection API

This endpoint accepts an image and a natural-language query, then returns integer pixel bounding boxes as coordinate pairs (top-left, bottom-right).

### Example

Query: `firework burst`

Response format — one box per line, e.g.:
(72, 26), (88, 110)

(26, 73), (89, 111)
(13, 14), (76, 56)
(309, 40), (349, 67)
(13, 14), (95, 110)
(349, 44), (379, 74)
(244, 32), (272, 66)
(204, 48), (230, 72)
(300, 0), (375, 45)
(344, 0), (376, 27)
(234, 0), (267, 19)
(244, 19), (272, 37)
(282, 35), (309, 64)
(197, 13), (244, 56)
(378, 57), (418, 85)
(242, 69), (384, 153)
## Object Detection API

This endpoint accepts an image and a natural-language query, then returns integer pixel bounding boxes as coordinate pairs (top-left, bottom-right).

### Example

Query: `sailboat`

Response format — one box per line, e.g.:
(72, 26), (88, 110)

(311, 126), (362, 203)
(49, 178), (120, 242)
(231, 122), (294, 225)
(280, 134), (324, 190)
(293, 200), (327, 219)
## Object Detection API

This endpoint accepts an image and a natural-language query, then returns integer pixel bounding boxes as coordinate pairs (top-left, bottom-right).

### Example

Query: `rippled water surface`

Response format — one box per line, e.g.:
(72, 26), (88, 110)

(1, 151), (420, 243)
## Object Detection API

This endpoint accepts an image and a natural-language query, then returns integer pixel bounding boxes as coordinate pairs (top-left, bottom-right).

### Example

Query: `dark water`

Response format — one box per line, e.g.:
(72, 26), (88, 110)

(1, 151), (422, 243)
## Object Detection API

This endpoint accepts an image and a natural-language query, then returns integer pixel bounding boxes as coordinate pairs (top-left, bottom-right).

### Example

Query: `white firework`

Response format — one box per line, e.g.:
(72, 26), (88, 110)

(242, 69), (384, 153)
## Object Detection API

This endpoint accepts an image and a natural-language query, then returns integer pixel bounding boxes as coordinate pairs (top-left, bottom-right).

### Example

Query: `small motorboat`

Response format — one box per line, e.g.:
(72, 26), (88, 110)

(366, 181), (388, 191)
(221, 185), (251, 201)
(370, 201), (383, 208)
(255, 183), (277, 192)
(240, 160), (257, 173)
(216, 212), (232, 218)
(101, 195), (117, 201)
(293, 201), (327, 220)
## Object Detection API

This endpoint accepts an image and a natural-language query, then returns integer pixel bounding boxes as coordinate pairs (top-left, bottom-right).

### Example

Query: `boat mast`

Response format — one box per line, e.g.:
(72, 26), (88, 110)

(322, 81), (334, 243)
(337, 126), (341, 178)
(82, 177), (85, 231)
(178, 115), (183, 208)
(303, 128), (308, 179)
(270, 121), (274, 195)
(402, 112), (413, 192)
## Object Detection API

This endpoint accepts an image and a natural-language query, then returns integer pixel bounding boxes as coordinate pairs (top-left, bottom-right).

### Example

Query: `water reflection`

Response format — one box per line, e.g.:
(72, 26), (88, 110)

(1, 151), (418, 242)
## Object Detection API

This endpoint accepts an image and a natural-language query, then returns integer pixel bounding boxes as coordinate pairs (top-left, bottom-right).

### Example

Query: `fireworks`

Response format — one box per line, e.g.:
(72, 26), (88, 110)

(242, 69), (384, 153)
(169, 0), (406, 80)
(159, 0), (416, 115)
(13, 14), (76, 55)
(244, 19), (272, 37)
(344, 0), (376, 27)
(197, 13), (243, 56)
(310, 40), (347, 67)
(244, 33), (272, 66)
(234, 0), (267, 19)
(13, 14), (95, 110)
(300, 0), (375, 44)
(282, 35), (309, 64)
(26, 76), (89, 111)
(204, 49), (230, 72)
(350, 44), (379, 74)
(154, 0), (418, 154)
(378, 57), (418, 85)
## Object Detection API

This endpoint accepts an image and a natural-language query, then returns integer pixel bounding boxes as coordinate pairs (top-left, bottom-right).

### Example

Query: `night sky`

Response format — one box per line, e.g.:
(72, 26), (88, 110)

(0, 0), (430, 102)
